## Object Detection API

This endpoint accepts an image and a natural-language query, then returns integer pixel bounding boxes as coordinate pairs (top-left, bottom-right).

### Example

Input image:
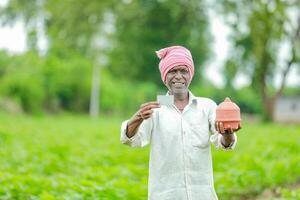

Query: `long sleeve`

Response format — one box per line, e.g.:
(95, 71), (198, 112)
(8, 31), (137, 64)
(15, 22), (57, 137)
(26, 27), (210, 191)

(208, 100), (237, 150)
(120, 118), (153, 148)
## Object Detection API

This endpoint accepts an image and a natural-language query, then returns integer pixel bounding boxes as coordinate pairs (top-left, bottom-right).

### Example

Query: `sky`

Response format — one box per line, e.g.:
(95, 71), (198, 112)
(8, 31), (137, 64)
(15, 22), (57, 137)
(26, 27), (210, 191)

(0, 0), (299, 88)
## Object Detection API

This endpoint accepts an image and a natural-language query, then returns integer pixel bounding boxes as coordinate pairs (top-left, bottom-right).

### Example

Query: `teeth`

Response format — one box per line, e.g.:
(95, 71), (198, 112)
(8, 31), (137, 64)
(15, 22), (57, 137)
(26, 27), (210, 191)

(173, 82), (184, 87)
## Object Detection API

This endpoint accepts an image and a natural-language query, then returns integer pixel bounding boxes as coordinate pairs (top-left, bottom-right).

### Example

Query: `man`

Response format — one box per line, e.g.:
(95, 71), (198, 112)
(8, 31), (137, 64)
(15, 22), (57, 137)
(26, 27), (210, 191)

(120, 45), (241, 200)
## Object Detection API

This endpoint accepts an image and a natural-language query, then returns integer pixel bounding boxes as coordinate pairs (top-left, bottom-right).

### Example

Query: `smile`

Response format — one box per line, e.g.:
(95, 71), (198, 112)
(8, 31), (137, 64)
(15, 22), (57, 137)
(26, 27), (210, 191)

(172, 82), (184, 85)
(172, 82), (185, 88)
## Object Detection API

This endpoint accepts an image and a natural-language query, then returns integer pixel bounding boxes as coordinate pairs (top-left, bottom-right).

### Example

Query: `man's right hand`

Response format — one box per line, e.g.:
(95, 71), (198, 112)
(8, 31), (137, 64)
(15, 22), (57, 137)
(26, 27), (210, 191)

(126, 101), (160, 138)
(136, 101), (161, 121)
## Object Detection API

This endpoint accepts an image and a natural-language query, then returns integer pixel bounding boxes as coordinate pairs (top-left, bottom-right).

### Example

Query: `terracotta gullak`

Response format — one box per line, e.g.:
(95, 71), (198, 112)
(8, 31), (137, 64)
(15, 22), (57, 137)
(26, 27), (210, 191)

(216, 97), (241, 129)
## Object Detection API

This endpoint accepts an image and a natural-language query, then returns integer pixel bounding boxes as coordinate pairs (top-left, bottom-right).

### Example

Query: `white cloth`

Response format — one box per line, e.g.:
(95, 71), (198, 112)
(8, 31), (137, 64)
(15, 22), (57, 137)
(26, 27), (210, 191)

(120, 92), (237, 200)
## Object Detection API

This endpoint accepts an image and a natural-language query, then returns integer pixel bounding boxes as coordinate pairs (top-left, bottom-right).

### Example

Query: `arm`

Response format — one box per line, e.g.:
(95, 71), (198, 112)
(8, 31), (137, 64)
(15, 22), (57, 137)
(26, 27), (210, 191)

(120, 101), (160, 147)
(221, 133), (235, 148)
(126, 114), (143, 138)
(215, 122), (241, 148)
(126, 101), (160, 138)
(208, 100), (239, 149)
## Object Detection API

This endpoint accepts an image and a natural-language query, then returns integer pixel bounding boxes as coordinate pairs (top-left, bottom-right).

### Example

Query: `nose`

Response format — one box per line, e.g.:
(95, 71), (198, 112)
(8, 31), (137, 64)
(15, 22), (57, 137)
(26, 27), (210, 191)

(175, 71), (182, 79)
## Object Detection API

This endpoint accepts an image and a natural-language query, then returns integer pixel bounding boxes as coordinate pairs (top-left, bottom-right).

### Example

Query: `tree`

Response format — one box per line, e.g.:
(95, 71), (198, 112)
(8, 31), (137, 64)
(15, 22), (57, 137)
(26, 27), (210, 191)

(218, 0), (300, 120)
(108, 0), (212, 86)
(0, 0), (116, 116)
(0, 0), (213, 114)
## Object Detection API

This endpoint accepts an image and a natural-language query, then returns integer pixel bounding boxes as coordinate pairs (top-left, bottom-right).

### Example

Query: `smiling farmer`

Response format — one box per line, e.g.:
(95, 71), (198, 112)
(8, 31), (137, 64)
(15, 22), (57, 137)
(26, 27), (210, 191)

(120, 45), (241, 200)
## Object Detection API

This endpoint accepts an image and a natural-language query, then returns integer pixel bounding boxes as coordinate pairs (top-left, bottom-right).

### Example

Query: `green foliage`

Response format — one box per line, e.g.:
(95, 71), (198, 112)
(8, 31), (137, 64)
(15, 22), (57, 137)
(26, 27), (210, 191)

(0, 50), (11, 77)
(279, 187), (300, 199)
(0, 0), (115, 53)
(0, 0), (212, 114)
(43, 52), (92, 112)
(213, 122), (300, 199)
(0, 50), (161, 114)
(217, 0), (300, 120)
(1, 0), (211, 85)
(0, 114), (149, 199)
(108, 0), (211, 85)
(0, 114), (299, 199)
(44, 0), (116, 55)
(191, 84), (263, 114)
(0, 51), (92, 113)
(0, 51), (45, 113)
(0, 0), (299, 118)
(100, 69), (159, 116)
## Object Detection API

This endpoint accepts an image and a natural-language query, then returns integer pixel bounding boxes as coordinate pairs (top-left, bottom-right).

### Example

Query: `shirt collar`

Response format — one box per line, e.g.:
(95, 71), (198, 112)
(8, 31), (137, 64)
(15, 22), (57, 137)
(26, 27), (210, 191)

(188, 91), (197, 105)
(166, 90), (197, 105)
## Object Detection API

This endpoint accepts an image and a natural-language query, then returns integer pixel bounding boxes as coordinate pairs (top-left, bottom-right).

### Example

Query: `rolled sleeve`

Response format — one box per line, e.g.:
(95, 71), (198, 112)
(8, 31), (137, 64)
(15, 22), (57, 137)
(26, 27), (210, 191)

(210, 133), (237, 150)
(120, 118), (152, 148)
(120, 120), (140, 146)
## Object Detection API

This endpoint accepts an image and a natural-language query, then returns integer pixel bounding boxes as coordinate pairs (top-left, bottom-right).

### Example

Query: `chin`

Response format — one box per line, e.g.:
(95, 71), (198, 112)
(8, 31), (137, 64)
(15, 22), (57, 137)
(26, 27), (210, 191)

(172, 88), (187, 95)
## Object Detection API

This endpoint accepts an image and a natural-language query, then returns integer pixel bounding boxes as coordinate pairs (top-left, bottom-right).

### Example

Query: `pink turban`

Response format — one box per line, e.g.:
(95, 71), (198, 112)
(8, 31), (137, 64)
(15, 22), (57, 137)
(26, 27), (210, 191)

(156, 45), (194, 83)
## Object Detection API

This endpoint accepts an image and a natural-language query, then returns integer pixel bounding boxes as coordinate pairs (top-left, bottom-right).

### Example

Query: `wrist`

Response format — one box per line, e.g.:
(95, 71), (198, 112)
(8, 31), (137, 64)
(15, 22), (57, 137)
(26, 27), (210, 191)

(221, 134), (235, 147)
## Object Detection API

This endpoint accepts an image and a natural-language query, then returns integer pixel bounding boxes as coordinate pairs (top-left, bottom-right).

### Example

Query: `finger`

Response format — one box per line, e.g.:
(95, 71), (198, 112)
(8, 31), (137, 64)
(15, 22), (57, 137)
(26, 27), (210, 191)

(226, 127), (234, 134)
(143, 114), (153, 119)
(140, 109), (156, 120)
(216, 122), (221, 132)
(142, 111), (155, 119)
(238, 124), (242, 130)
(140, 102), (160, 110)
(219, 122), (225, 134)
(138, 111), (144, 119)
(224, 124), (232, 134)
(140, 101), (160, 108)
(140, 104), (161, 112)
(216, 122), (220, 132)
(142, 109), (154, 116)
(233, 124), (241, 132)
(215, 122), (218, 132)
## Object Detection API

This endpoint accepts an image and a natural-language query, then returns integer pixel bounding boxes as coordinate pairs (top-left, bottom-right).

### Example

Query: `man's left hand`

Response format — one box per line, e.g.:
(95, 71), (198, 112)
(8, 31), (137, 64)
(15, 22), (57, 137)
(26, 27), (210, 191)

(215, 122), (241, 135)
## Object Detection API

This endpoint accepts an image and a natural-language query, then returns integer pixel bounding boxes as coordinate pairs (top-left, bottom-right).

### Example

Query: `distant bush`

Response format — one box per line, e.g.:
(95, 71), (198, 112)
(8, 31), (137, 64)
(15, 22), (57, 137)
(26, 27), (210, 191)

(101, 69), (158, 116)
(191, 84), (263, 114)
(0, 51), (45, 113)
(0, 51), (92, 113)
(43, 52), (92, 112)
(1, 50), (295, 116)
(0, 50), (159, 115)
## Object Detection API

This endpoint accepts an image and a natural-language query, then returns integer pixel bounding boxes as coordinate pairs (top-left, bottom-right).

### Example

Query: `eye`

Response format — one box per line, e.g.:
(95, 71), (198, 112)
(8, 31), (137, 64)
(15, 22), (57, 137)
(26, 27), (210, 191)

(181, 69), (188, 74)
(169, 70), (176, 75)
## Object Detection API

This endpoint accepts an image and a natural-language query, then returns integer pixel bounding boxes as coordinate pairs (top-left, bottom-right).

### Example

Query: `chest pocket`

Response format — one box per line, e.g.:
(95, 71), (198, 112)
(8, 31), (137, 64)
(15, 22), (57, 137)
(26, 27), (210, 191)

(186, 109), (210, 148)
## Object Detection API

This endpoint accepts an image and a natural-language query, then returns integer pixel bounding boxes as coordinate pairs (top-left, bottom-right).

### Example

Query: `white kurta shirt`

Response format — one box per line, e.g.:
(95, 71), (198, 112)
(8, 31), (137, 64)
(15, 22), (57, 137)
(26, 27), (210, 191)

(120, 92), (237, 200)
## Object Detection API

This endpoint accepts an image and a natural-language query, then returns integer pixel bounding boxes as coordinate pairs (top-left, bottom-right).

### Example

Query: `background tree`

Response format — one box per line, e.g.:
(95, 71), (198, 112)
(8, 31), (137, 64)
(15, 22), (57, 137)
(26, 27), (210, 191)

(0, 0), (116, 53)
(0, 0), (212, 114)
(218, 0), (300, 120)
(0, 0), (117, 116)
(109, 0), (212, 86)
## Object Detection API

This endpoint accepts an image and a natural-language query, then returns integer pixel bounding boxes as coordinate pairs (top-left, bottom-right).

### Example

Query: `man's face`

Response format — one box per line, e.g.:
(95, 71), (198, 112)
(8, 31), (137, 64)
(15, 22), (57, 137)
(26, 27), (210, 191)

(165, 65), (191, 96)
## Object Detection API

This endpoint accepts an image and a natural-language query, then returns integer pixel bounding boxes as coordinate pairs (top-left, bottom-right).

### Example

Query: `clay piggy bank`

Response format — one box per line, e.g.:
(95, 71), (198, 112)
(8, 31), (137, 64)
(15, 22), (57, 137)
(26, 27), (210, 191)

(216, 97), (241, 129)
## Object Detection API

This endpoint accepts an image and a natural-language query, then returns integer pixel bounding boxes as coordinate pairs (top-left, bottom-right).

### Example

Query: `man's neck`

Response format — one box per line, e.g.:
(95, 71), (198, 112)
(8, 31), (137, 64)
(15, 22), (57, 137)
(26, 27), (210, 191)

(173, 91), (189, 101)
(173, 92), (189, 111)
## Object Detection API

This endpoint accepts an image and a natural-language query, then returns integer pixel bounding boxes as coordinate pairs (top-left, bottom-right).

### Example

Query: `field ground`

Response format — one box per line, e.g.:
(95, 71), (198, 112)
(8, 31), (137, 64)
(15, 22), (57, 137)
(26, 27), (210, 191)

(0, 113), (299, 199)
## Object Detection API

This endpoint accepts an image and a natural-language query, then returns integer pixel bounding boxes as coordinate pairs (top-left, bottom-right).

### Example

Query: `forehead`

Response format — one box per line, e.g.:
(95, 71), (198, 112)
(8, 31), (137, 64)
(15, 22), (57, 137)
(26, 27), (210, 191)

(171, 65), (188, 71)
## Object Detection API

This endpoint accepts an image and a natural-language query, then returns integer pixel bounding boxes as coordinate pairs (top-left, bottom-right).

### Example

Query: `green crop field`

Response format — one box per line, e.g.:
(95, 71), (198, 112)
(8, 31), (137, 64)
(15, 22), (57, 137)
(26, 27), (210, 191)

(0, 113), (299, 200)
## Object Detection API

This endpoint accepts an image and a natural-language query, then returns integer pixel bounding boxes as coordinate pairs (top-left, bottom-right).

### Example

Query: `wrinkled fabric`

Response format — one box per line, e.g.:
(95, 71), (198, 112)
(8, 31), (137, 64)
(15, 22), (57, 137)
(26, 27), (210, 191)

(156, 46), (195, 84)
(120, 92), (237, 200)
